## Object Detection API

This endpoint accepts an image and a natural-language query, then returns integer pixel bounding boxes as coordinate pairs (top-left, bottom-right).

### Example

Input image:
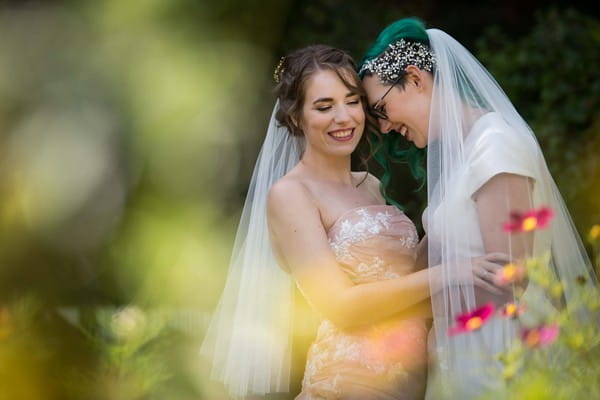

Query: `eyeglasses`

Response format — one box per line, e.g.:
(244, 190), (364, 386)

(369, 74), (403, 121)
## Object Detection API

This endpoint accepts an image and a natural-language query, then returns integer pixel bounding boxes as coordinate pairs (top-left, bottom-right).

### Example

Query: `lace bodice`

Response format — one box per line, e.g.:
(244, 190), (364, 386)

(327, 205), (419, 283)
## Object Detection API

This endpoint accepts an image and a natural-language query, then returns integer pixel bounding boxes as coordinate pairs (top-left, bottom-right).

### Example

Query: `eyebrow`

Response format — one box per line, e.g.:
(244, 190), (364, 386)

(312, 92), (359, 104)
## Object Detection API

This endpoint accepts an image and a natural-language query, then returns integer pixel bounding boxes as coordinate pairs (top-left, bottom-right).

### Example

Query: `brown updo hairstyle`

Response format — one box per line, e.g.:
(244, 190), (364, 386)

(273, 45), (367, 137)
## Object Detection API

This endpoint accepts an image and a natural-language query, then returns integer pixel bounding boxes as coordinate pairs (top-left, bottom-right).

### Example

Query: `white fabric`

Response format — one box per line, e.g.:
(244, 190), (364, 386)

(424, 112), (537, 262)
(424, 29), (597, 399)
(200, 101), (304, 398)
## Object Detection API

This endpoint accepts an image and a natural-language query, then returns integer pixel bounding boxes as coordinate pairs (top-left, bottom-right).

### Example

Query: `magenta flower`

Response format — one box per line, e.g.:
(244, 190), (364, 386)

(448, 303), (495, 336)
(503, 207), (554, 233)
(520, 324), (559, 348)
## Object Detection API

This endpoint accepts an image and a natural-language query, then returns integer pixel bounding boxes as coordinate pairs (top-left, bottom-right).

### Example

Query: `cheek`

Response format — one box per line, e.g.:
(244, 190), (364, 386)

(351, 107), (366, 125)
(301, 111), (327, 133)
(409, 96), (429, 130)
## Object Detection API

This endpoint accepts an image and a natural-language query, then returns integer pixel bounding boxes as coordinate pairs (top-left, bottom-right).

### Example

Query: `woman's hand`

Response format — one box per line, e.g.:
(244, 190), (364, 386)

(470, 252), (511, 294)
(447, 253), (510, 294)
(430, 253), (510, 296)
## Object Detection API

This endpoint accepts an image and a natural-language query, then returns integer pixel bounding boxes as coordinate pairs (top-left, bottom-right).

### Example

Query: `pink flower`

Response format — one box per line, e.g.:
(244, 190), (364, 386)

(500, 302), (526, 319)
(448, 303), (495, 336)
(494, 262), (527, 286)
(520, 324), (559, 348)
(503, 207), (554, 233)
(363, 321), (426, 368)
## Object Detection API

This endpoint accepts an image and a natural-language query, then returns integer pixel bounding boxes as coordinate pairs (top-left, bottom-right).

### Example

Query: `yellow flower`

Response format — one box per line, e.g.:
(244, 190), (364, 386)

(550, 283), (564, 298)
(522, 216), (538, 231)
(494, 262), (526, 286)
(502, 362), (519, 380)
(500, 302), (526, 319)
(465, 316), (483, 330)
(588, 224), (600, 242)
(568, 333), (585, 349)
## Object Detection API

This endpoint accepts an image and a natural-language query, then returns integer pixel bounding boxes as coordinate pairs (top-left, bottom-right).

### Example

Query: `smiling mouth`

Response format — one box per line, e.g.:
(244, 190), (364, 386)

(329, 128), (354, 141)
(398, 125), (408, 136)
(397, 125), (411, 141)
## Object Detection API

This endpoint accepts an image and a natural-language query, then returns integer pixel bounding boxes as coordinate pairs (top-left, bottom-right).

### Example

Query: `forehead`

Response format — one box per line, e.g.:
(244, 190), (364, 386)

(362, 75), (389, 102)
(303, 69), (357, 102)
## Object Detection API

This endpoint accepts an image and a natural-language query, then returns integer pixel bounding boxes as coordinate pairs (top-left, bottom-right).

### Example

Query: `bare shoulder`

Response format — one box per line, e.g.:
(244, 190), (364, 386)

(364, 171), (382, 187)
(474, 172), (533, 201)
(358, 171), (385, 204)
(267, 173), (326, 265)
(267, 175), (316, 219)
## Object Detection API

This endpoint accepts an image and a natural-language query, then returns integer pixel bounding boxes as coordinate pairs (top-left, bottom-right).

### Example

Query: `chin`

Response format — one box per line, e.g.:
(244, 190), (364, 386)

(330, 143), (359, 156)
(413, 141), (427, 149)
(337, 147), (359, 156)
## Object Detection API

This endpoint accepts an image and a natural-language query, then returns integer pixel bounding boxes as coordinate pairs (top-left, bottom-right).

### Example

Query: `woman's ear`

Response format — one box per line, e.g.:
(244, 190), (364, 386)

(405, 65), (425, 91)
(290, 115), (303, 135)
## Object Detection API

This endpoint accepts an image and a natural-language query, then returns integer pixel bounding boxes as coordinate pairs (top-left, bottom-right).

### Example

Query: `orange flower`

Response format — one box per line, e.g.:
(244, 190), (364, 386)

(494, 262), (526, 286)
(448, 303), (495, 336)
(503, 207), (554, 233)
(500, 302), (526, 319)
(520, 324), (559, 348)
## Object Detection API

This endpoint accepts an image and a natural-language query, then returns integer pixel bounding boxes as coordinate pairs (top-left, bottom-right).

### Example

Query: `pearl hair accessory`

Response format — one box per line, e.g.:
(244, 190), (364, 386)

(273, 56), (285, 83)
(360, 39), (435, 83)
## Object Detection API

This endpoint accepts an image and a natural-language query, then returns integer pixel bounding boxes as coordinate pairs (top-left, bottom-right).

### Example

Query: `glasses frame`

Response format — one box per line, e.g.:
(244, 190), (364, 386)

(369, 73), (404, 121)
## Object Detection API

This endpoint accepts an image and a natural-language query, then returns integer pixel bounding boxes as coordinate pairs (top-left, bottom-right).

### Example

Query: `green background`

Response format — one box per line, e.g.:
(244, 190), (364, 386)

(0, 1), (598, 398)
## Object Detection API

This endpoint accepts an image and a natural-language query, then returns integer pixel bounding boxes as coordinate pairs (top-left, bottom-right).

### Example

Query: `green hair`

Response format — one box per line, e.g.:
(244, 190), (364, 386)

(360, 18), (430, 68)
(360, 18), (429, 208)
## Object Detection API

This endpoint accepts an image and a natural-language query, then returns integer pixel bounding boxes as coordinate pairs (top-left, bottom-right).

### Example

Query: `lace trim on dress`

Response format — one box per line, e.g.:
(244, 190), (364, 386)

(328, 208), (393, 262)
(302, 320), (410, 398)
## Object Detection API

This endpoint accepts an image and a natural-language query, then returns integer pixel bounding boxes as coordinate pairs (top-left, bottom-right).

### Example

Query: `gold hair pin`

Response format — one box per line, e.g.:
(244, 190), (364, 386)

(273, 56), (285, 83)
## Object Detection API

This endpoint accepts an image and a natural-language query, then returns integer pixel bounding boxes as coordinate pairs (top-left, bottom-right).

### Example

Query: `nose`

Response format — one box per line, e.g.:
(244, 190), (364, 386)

(334, 104), (351, 124)
(379, 118), (393, 134)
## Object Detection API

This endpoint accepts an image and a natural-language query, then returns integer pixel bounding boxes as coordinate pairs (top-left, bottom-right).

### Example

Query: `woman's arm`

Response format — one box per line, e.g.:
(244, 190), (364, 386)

(267, 179), (432, 330)
(474, 172), (534, 302)
(474, 172), (534, 259)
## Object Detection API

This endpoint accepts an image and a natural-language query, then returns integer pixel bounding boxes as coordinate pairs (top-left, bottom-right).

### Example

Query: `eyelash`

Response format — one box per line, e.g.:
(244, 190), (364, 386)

(316, 99), (361, 111)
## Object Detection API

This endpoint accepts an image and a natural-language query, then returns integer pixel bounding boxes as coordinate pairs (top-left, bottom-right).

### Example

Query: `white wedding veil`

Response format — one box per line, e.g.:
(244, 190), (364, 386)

(425, 28), (598, 396)
(200, 101), (304, 397)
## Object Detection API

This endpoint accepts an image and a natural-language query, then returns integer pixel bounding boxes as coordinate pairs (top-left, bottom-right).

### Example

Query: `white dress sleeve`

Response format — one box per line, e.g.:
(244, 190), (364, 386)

(466, 114), (537, 197)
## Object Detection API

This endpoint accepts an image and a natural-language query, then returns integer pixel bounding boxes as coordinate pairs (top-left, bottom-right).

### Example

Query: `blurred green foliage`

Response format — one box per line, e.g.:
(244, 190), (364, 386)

(0, 0), (598, 399)
(0, 1), (288, 397)
(482, 240), (600, 399)
(477, 9), (600, 239)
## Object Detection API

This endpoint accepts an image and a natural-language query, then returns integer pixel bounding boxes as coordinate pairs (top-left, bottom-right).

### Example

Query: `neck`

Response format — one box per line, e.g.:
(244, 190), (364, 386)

(462, 105), (487, 138)
(300, 147), (353, 185)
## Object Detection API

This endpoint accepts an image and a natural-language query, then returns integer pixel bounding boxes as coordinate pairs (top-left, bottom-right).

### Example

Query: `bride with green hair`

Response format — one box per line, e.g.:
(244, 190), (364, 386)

(359, 17), (598, 399)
